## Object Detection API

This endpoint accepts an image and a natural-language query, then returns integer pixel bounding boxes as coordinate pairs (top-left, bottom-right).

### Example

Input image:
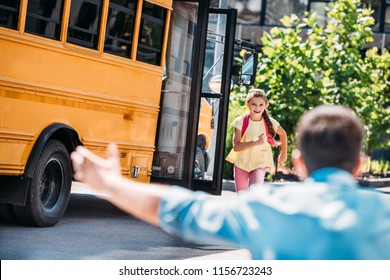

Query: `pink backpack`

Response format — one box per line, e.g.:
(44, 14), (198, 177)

(242, 114), (279, 147)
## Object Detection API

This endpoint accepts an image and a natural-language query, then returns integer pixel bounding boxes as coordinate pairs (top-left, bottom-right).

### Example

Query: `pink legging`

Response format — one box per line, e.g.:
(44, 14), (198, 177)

(234, 165), (266, 192)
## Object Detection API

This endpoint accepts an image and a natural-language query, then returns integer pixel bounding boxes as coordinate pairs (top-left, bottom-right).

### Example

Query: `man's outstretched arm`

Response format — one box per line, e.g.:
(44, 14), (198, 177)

(71, 143), (169, 226)
(71, 144), (258, 249)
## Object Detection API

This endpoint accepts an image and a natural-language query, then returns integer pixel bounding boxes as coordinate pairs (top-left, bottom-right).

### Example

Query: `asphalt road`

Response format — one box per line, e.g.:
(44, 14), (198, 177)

(0, 186), (240, 260)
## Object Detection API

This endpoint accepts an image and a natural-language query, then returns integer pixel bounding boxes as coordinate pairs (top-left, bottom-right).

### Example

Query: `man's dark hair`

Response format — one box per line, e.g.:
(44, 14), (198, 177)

(296, 105), (364, 174)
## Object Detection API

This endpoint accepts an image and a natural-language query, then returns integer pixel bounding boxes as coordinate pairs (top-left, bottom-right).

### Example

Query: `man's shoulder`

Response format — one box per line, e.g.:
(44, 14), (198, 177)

(247, 181), (345, 205)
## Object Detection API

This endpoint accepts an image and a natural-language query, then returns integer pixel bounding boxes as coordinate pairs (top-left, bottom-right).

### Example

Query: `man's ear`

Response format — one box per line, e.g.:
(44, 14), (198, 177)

(352, 154), (366, 178)
(292, 149), (308, 181)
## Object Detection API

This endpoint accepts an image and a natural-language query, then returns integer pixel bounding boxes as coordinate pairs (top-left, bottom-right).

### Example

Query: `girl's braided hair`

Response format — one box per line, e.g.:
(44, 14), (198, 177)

(245, 88), (276, 137)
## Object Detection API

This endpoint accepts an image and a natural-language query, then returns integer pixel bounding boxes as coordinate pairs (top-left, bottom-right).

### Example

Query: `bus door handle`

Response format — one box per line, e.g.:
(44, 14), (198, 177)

(132, 166), (140, 178)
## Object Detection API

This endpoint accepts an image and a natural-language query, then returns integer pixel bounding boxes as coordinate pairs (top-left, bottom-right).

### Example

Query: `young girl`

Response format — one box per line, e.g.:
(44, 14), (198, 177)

(227, 88), (287, 192)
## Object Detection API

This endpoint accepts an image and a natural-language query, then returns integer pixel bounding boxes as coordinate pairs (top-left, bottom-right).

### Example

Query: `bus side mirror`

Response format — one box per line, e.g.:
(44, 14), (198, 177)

(240, 53), (258, 86)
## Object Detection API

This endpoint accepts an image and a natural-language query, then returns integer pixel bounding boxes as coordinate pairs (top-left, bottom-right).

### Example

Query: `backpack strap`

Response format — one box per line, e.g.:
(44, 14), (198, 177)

(241, 114), (250, 137)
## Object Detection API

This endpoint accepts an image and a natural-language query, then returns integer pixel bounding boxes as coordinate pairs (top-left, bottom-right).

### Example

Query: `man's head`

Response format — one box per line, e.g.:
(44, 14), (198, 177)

(293, 105), (364, 179)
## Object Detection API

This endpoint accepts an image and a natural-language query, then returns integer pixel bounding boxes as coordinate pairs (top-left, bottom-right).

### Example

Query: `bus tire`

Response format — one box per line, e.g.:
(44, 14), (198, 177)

(13, 140), (72, 227)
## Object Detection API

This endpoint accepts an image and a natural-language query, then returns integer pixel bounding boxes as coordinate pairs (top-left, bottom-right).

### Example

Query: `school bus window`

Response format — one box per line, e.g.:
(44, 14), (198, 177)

(0, 0), (20, 29)
(25, 0), (64, 40)
(137, 2), (166, 66)
(67, 0), (102, 49)
(104, 0), (137, 58)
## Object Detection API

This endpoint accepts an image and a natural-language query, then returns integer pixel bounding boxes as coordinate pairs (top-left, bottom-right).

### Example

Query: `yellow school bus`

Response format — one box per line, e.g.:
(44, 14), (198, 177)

(0, 0), (256, 226)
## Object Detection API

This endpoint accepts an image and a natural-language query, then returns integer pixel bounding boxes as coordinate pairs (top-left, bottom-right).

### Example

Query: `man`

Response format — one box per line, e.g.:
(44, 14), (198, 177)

(71, 105), (390, 259)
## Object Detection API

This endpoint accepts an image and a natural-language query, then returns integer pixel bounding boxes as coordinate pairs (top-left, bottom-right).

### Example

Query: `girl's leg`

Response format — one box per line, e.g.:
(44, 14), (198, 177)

(249, 167), (266, 187)
(234, 165), (250, 192)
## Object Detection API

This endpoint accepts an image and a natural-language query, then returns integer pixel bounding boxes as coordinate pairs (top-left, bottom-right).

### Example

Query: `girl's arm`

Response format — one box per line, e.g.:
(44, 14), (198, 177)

(232, 127), (265, 152)
(276, 125), (288, 163)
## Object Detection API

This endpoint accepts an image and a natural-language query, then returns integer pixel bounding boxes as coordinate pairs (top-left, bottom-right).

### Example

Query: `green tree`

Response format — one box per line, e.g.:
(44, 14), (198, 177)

(257, 0), (388, 148)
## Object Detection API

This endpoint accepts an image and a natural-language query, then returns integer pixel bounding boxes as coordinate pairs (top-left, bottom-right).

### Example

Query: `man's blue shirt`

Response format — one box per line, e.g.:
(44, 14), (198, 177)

(158, 168), (390, 259)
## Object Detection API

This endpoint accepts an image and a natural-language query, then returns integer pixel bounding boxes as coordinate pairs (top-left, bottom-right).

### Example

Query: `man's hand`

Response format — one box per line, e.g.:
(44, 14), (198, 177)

(71, 143), (122, 193)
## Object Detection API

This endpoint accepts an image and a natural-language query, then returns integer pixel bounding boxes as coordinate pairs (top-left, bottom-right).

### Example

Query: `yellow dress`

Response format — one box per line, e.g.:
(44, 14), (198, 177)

(226, 114), (279, 172)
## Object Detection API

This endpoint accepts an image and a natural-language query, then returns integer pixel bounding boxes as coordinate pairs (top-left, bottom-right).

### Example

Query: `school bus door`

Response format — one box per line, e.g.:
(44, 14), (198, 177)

(192, 8), (237, 194)
(151, 2), (236, 195)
